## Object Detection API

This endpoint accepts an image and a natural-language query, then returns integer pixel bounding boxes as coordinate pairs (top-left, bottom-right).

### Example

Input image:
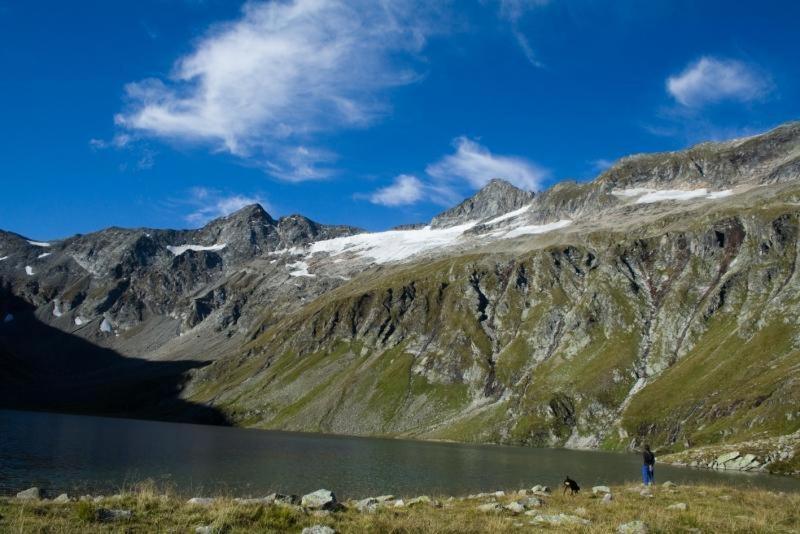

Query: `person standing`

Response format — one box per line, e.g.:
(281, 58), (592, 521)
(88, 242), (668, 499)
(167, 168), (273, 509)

(642, 444), (655, 485)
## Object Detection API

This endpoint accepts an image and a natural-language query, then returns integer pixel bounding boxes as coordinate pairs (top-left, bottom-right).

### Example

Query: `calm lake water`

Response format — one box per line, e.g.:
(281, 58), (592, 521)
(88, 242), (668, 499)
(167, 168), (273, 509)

(1, 409), (798, 498)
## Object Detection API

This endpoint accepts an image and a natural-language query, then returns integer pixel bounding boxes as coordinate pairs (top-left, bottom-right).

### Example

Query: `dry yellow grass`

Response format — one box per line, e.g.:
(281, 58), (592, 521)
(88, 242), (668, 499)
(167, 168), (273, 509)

(0, 480), (798, 533)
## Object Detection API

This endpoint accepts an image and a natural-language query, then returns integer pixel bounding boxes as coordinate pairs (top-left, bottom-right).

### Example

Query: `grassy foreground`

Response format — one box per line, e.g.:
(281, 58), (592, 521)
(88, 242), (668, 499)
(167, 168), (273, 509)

(0, 481), (798, 533)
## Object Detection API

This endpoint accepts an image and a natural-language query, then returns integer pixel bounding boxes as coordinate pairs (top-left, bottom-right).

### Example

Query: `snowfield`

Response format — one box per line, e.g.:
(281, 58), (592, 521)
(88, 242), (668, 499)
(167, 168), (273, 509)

(482, 205), (532, 225)
(287, 260), (314, 277)
(502, 219), (573, 238)
(166, 243), (227, 256)
(27, 240), (51, 247)
(612, 188), (733, 204)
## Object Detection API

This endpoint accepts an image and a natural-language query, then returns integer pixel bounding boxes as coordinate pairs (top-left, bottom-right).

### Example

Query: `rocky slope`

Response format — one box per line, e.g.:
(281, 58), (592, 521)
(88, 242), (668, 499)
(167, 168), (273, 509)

(2, 122), (800, 474)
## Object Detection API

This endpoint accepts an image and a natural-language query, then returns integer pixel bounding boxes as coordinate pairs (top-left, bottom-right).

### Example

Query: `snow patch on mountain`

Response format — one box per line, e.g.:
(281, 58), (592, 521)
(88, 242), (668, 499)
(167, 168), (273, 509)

(502, 219), (573, 238)
(612, 188), (734, 204)
(27, 241), (51, 247)
(288, 261), (314, 277)
(166, 243), (227, 256)
(25, 266), (34, 276)
(0, 256), (8, 261)
(483, 205), (532, 226)
(37, 252), (52, 259)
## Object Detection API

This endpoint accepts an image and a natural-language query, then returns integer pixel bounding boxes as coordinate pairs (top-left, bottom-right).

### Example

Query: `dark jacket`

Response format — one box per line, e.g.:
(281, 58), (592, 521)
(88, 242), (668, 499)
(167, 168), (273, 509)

(643, 450), (655, 466)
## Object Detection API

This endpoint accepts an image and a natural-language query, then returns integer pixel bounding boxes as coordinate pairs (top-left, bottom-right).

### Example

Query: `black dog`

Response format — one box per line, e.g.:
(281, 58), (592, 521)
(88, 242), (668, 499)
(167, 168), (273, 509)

(563, 476), (580, 495)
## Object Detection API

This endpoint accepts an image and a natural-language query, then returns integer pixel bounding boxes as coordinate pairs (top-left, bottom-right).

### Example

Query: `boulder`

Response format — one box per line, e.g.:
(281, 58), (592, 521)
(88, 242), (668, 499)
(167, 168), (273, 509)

(302, 526), (336, 534)
(519, 496), (542, 508)
(530, 513), (591, 526)
(195, 527), (214, 534)
(374, 495), (395, 503)
(393, 499), (405, 507)
(530, 484), (551, 494)
(302, 490), (338, 511)
(53, 493), (70, 503)
(667, 502), (688, 511)
(592, 485), (612, 495)
(662, 481), (677, 488)
(15, 487), (42, 500)
(503, 501), (525, 514)
(187, 497), (216, 506)
(355, 497), (379, 513)
(715, 451), (740, 465)
(602, 493), (614, 504)
(618, 520), (649, 534)
(97, 508), (133, 522)
(406, 495), (433, 507)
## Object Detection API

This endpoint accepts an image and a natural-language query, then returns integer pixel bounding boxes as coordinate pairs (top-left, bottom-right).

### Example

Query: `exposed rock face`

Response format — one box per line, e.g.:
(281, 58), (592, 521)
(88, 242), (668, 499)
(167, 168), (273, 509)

(2, 122), (800, 468)
(431, 179), (534, 228)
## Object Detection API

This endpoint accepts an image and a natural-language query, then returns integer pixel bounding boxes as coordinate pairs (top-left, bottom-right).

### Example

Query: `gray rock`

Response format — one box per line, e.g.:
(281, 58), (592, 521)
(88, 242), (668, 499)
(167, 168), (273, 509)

(618, 520), (649, 534)
(15, 487), (42, 500)
(302, 526), (336, 534)
(503, 501), (525, 514)
(662, 481), (677, 488)
(355, 497), (379, 513)
(431, 179), (534, 228)
(640, 489), (653, 497)
(667, 502), (688, 511)
(602, 493), (614, 504)
(301, 489), (338, 510)
(393, 499), (405, 508)
(519, 496), (542, 508)
(530, 513), (591, 526)
(53, 493), (70, 503)
(195, 527), (214, 534)
(592, 485), (612, 495)
(530, 484), (551, 494)
(187, 497), (216, 506)
(97, 508), (133, 522)
(406, 495), (432, 507)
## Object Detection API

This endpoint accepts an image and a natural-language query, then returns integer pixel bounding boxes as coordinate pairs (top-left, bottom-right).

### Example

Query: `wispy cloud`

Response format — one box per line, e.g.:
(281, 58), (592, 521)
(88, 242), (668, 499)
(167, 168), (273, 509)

(368, 174), (425, 206)
(666, 56), (771, 108)
(364, 137), (546, 208)
(590, 158), (614, 173)
(180, 187), (271, 226)
(116, 0), (443, 182)
(494, 0), (549, 67)
(426, 137), (547, 191)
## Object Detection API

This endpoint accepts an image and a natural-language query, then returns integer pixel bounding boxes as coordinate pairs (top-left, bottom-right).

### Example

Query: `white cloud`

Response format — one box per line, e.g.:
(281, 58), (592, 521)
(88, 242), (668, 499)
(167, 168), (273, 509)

(182, 187), (271, 225)
(426, 137), (547, 190)
(368, 174), (424, 206)
(591, 158), (614, 172)
(666, 57), (771, 108)
(117, 0), (440, 181)
(497, 0), (550, 22)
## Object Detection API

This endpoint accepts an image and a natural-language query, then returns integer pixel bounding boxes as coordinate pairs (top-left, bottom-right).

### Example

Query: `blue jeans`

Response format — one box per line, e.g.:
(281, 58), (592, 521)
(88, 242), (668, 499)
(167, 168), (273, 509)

(642, 464), (654, 485)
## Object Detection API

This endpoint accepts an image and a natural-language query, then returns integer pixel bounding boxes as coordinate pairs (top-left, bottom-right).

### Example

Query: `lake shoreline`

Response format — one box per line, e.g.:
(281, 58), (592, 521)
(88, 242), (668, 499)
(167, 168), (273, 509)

(1, 480), (798, 533)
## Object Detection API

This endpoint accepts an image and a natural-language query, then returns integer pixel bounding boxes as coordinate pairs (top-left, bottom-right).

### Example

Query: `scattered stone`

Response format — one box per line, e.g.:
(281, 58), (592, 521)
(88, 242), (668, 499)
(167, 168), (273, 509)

(374, 495), (395, 503)
(355, 497), (379, 513)
(617, 520), (649, 534)
(530, 513), (591, 526)
(662, 481), (677, 488)
(195, 526), (214, 534)
(503, 501), (525, 514)
(667, 502), (688, 511)
(234, 497), (274, 505)
(302, 526), (336, 534)
(493, 490), (506, 498)
(519, 496), (542, 508)
(97, 508), (133, 522)
(640, 489), (653, 498)
(93, 496), (105, 503)
(301, 489), (338, 511)
(187, 497), (216, 506)
(393, 499), (405, 508)
(477, 503), (502, 513)
(602, 493), (614, 504)
(715, 451), (740, 465)
(53, 493), (70, 503)
(530, 484), (551, 495)
(406, 495), (432, 507)
(575, 506), (589, 517)
(15, 487), (42, 500)
(592, 485), (612, 495)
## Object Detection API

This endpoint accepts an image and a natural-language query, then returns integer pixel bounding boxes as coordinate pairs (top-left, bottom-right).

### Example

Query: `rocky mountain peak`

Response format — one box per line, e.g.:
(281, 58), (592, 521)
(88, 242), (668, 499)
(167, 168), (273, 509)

(211, 203), (276, 228)
(431, 179), (535, 228)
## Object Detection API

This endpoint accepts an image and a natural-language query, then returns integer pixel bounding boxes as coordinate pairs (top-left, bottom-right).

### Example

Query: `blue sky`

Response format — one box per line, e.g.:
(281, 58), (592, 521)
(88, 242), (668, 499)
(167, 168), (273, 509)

(1, 0), (798, 239)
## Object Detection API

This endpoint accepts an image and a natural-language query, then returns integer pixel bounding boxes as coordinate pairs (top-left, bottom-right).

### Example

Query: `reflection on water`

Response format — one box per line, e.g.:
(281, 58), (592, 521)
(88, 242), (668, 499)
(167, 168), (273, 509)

(1, 409), (797, 498)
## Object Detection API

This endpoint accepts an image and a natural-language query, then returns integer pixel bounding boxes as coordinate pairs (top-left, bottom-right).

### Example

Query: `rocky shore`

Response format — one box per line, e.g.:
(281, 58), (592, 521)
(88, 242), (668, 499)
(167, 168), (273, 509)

(1, 480), (798, 533)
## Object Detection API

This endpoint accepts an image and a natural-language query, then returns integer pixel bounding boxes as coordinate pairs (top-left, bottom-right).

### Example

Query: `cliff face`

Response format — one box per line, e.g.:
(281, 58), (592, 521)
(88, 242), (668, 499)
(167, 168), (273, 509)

(2, 122), (800, 473)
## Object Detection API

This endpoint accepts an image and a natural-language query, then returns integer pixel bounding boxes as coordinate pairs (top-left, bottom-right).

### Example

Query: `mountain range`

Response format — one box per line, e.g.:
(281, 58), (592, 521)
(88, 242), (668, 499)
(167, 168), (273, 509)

(2, 122), (800, 475)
